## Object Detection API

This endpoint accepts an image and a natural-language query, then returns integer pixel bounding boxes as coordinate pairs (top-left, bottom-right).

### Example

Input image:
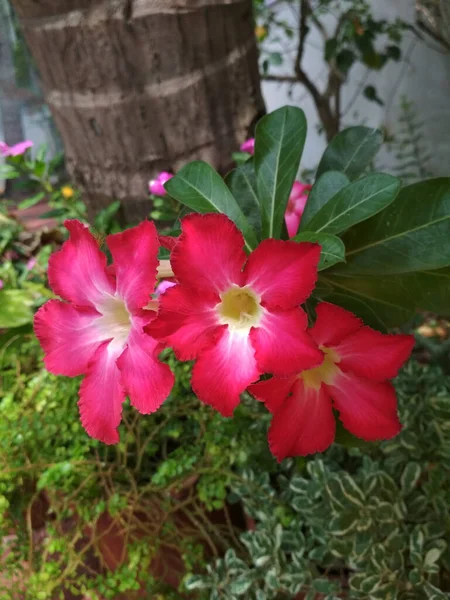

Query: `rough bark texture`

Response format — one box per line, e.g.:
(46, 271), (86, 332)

(11, 0), (265, 222)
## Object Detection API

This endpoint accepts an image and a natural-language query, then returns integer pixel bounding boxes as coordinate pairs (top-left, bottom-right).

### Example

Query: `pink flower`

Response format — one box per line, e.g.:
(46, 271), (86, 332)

(240, 138), (255, 154)
(148, 172), (173, 196)
(26, 257), (37, 271)
(34, 220), (174, 444)
(147, 213), (323, 417)
(0, 140), (33, 157)
(249, 302), (414, 460)
(285, 181), (312, 238)
(0, 279), (3, 290)
(155, 280), (176, 297)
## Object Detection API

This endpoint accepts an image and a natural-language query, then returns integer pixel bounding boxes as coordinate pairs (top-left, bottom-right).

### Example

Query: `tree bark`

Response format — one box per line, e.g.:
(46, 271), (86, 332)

(10, 0), (265, 222)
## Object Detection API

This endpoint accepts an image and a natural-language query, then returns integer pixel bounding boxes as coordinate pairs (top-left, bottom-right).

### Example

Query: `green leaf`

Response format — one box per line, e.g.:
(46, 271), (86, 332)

(293, 232), (345, 271)
(165, 161), (258, 250)
(225, 160), (261, 238)
(229, 576), (253, 595)
(0, 164), (20, 179)
(300, 171), (350, 230)
(318, 267), (450, 331)
(341, 178), (450, 274)
(329, 511), (358, 536)
(334, 417), (372, 449)
(18, 191), (45, 210)
(400, 462), (421, 494)
(317, 126), (383, 180)
(255, 106), (307, 238)
(363, 85), (384, 106)
(0, 290), (34, 328)
(232, 151), (252, 166)
(304, 174), (400, 236)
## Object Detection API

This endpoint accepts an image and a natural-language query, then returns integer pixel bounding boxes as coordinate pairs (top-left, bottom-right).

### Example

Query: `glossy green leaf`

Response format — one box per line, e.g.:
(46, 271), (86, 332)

(254, 106), (307, 238)
(293, 232), (345, 271)
(225, 160), (261, 238)
(317, 267), (450, 331)
(300, 171), (349, 230)
(341, 178), (450, 274)
(304, 174), (400, 236)
(165, 161), (258, 251)
(0, 290), (34, 328)
(317, 126), (383, 180)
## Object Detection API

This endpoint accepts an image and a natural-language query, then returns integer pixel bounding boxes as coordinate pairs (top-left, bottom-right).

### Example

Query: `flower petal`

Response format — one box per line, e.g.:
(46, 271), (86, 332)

(251, 308), (323, 376)
(158, 235), (178, 251)
(34, 300), (106, 377)
(329, 372), (401, 442)
(310, 302), (362, 347)
(48, 220), (114, 307)
(191, 327), (260, 417)
(268, 378), (335, 460)
(285, 211), (301, 238)
(147, 284), (221, 360)
(107, 220), (159, 312)
(335, 328), (414, 381)
(248, 375), (297, 414)
(171, 213), (246, 293)
(78, 340), (126, 444)
(243, 239), (320, 309)
(117, 319), (174, 415)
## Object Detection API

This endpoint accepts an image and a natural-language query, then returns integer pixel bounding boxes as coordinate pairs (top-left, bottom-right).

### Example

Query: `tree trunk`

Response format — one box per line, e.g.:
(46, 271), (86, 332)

(0, 0), (25, 146)
(10, 0), (265, 222)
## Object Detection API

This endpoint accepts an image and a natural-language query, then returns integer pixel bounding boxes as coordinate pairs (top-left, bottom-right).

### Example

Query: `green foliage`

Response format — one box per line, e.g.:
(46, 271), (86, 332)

(186, 361), (450, 599)
(316, 126), (383, 180)
(254, 106), (307, 238)
(387, 97), (433, 183)
(165, 161), (258, 251)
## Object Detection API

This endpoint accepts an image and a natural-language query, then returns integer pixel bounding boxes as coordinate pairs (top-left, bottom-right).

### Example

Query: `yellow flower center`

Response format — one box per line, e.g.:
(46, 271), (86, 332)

(217, 285), (262, 331)
(301, 346), (340, 390)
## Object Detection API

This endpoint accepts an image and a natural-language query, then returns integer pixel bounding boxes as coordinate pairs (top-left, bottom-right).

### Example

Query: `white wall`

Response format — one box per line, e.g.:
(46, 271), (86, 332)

(261, 0), (450, 175)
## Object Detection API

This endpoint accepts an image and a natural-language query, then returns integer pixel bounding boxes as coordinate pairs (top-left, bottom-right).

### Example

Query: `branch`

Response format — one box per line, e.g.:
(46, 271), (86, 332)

(294, 0), (323, 105)
(261, 74), (299, 83)
(304, 0), (328, 41)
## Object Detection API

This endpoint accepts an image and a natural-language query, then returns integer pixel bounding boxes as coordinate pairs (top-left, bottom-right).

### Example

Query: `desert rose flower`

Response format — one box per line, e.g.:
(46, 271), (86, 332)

(26, 257), (37, 271)
(149, 172), (173, 196)
(0, 279), (3, 290)
(0, 140), (33, 157)
(34, 220), (174, 444)
(240, 138), (255, 154)
(147, 213), (323, 417)
(285, 181), (312, 238)
(155, 280), (176, 297)
(249, 302), (414, 460)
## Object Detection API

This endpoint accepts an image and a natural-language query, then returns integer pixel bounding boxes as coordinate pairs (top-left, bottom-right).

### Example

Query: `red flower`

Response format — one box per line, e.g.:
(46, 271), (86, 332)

(249, 302), (414, 460)
(285, 181), (312, 238)
(34, 220), (174, 444)
(147, 213), (323, 416)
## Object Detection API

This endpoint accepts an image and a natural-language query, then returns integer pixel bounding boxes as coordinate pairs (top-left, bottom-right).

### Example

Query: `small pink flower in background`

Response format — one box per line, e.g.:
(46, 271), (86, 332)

(149, 172), (173, 196)
(148, 213), (323, 417)
(240, 138), (255, 154)
(26, 257), (37, 271)
(285, 181), (312, 238)
(0, 279), (3, 290)
(34, 220), (174, 444)
(155, 280), (176, 297)
(0, 140), (33, 157)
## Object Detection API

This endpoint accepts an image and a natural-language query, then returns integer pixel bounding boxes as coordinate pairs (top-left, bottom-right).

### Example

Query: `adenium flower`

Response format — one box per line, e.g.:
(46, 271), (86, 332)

(240, 138), (255, 154)
(285, 181), (312, 238)
(155, 280), (176, 297)
(0, 140), (33, 157)
(34, 220), (174, 444)
(249, 302), (414, 460)
(26, 257), (37, 271)
(0, 279), (3, 290)
(149, 172), (173, 196)
(147, 213), (323, 416)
